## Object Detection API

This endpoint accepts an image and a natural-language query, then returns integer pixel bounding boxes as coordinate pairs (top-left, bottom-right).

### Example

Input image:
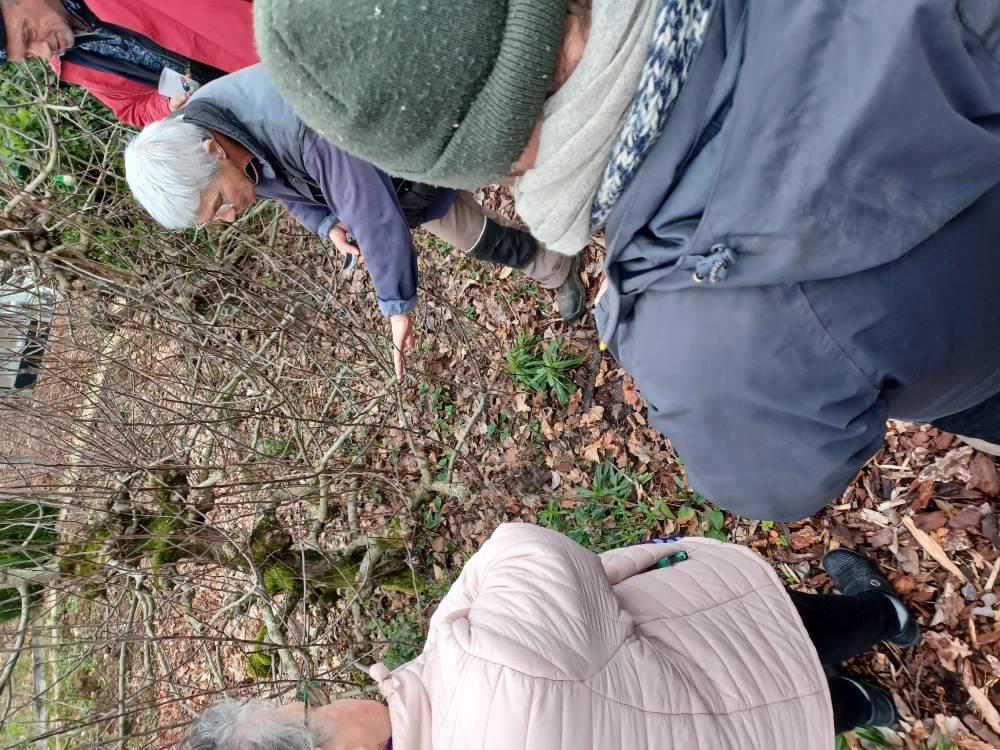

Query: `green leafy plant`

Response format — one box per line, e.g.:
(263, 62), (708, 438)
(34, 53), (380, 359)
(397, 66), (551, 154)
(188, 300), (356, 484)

(539, 460), (655, 550)
(486, 410), (512, 441)
(704, 506), (727, 541)
(759, 518), (789, 546)
(505, 331), (585, 405)
(427, 385), (456, 436)
(670, 476), (729, 542)
(854, 726), (892, 748)
(505, 273), (542, 303)
(834, 727), (955, 750)
(424, 497), (446, 530)
(366, 579), (452, 669)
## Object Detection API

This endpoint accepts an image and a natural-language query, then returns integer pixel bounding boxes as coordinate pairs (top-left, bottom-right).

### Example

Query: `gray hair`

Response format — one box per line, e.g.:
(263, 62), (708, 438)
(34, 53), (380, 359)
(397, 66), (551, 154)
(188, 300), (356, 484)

(123, 117), (219, 230)
(181, 699), (320, 750)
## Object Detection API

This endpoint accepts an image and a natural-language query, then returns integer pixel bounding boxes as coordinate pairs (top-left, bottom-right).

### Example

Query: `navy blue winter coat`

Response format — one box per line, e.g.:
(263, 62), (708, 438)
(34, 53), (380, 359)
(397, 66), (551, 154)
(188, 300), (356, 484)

(596, 0), (1000, 519)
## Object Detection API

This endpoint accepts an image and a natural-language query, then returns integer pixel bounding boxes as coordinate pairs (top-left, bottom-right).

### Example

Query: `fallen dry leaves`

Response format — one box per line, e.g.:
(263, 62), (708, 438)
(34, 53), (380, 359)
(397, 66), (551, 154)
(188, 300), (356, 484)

(902, 516), (970, 583)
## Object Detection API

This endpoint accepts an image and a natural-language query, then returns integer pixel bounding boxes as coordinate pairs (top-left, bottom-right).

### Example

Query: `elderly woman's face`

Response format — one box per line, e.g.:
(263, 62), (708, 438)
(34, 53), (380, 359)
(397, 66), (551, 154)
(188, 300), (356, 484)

(1, 0), (80, 60)
(271, 699), (391, 750)
(507, 0), (591, 178)
(194, 140), (258, 227)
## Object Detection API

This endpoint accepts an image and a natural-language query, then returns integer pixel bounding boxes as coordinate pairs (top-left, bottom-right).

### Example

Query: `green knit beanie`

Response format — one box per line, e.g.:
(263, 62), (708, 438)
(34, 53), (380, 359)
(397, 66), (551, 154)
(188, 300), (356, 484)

(254, 0), (568, 189)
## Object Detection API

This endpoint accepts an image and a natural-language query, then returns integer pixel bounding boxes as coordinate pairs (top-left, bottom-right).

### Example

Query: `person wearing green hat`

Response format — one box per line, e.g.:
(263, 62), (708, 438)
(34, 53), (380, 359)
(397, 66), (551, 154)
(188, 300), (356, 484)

(255, 0), (1000, 522)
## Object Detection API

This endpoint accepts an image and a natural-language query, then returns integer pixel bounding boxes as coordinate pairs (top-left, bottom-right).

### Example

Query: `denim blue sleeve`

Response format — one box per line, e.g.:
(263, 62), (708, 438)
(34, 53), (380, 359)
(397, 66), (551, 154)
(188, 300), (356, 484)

(377, 295), (418, 316)
(302, 129), (418, 316)
(316, 213), (337, 239)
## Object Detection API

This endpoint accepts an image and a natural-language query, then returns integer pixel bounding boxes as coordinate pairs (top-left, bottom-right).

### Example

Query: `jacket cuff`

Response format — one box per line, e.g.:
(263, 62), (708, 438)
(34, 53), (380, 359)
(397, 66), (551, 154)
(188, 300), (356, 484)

(316, 214), (337, 239)
(377, 294), (418, 317)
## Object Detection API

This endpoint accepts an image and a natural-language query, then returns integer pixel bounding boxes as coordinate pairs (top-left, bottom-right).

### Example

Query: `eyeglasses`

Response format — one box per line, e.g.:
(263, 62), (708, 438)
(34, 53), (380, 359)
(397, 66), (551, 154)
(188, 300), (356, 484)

(195, 176), (234, 229)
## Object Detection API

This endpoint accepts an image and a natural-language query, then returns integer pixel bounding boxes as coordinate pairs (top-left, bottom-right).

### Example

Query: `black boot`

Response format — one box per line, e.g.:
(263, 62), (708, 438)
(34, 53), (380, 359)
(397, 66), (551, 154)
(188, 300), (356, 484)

(829, 675), (899, 729)
(822, 549), (920, 646)
(553, 255), (585, 322)
(861, 681), (899, 728)
(466, 218), (537, 268)
(468, 219), (585, 322)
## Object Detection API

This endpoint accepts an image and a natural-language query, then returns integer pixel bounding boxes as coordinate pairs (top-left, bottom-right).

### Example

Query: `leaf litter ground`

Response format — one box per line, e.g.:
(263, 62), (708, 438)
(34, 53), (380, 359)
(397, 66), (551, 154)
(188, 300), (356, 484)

(19, 189), (992, 750)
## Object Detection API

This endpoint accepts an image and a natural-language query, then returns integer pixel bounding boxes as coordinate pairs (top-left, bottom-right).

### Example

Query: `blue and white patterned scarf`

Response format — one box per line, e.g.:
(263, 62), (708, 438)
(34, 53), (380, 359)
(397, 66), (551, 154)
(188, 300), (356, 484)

(514, 0), (714, 257)
(591, 0), (715, 231)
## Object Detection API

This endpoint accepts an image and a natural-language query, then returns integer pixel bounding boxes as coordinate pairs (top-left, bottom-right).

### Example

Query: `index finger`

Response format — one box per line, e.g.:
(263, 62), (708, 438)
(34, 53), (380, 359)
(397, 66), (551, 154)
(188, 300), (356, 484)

(393, 346), (406, 379)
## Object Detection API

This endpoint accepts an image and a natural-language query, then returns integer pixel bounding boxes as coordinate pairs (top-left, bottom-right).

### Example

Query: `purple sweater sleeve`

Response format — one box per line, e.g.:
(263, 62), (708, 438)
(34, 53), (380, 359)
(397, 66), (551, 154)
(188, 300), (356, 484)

(302, 129), (418, 316)
(282, 196), (336, 237)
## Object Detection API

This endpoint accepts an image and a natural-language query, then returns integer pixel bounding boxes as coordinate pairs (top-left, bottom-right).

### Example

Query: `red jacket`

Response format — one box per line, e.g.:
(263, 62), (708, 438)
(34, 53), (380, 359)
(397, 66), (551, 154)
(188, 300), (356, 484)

(50, 0), (257, 127)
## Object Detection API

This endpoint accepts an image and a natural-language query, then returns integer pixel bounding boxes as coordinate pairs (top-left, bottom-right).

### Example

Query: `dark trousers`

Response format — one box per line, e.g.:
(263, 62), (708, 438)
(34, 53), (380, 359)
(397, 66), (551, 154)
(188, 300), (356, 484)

(931, 388), (1000, 442)
(788, 590), (899, 733)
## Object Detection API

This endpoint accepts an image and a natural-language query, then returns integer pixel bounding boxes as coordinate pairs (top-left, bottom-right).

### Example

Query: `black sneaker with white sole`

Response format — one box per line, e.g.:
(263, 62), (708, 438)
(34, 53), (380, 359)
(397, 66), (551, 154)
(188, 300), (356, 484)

(822, 548), (920, 647)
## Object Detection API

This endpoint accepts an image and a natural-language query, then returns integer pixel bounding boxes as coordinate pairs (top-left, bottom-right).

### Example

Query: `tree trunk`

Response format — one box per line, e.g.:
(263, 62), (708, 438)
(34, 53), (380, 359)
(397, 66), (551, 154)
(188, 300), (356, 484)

(30, 600), (49, 749)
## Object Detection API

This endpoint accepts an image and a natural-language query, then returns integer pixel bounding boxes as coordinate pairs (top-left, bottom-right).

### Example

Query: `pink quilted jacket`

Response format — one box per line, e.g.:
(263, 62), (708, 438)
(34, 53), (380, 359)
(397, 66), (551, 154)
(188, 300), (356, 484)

(371, 523), (834, 749)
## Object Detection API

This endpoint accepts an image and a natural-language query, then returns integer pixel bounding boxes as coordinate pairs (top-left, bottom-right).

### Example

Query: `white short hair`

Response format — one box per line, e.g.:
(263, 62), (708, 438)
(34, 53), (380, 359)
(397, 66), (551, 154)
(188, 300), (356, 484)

(124, 117), (219, 230)
(181, 699), (322, 750)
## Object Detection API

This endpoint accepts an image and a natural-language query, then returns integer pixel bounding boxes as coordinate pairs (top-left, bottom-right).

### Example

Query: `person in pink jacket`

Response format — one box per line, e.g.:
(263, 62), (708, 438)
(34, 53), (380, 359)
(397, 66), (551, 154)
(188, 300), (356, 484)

(180, 524), (918, 749)
(0, 0), (256, 127)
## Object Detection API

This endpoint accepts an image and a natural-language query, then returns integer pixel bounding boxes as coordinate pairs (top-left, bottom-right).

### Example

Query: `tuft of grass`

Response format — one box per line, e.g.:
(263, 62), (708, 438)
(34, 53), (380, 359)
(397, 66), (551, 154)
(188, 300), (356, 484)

(539, 462), (733, 552)
(506, 331), (584, 405)
(538, 461), (657, 551)
(852, 727), (893, 748)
